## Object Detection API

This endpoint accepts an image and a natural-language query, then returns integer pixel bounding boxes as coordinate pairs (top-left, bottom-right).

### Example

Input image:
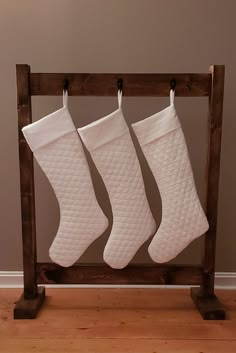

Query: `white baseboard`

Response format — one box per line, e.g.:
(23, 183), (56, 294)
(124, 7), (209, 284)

(0, 271), (236, 289)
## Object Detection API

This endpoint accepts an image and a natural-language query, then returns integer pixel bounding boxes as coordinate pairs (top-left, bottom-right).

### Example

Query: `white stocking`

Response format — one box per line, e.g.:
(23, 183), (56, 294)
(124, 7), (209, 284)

(78, 91), (156, 269)
(22, 91), (108, 267)
(132, 90), (209, 263)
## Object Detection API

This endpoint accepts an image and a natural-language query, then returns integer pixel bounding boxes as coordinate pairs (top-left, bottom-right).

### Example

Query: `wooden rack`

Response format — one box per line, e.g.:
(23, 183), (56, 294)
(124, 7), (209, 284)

(14, 64), (225, 320)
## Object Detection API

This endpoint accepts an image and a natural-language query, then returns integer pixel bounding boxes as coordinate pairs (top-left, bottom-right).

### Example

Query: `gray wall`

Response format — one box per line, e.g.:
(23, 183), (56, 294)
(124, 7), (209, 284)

(0, 0), (235, 271)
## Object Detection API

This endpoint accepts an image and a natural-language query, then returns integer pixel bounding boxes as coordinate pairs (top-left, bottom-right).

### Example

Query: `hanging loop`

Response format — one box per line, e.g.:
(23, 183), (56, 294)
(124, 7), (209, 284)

(170, 79), (176, 105)
(117, 78), (123, 109)
(63, 90), (68, 107)
(118, 89), (122, 109)
(63, 79), (69, 107)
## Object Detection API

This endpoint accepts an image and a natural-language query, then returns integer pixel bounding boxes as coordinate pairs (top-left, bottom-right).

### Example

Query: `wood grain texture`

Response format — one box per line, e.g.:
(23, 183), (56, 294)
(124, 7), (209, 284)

(191, 287), (226, 320)
(202, 65), (225, 296)
(17, 64), (38, 299)
(1, 339), (236, 353)
(0, 288), (235, 353)
(36, 263), (203, 285)
(14, 286), (45, 319)
(30, 72), (211, 96)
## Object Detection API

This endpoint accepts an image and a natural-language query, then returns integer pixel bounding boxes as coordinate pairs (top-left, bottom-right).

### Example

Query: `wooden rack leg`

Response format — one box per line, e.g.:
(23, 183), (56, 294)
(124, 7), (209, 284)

(14, 64), (45, 319)
(191, 65), (226, 320)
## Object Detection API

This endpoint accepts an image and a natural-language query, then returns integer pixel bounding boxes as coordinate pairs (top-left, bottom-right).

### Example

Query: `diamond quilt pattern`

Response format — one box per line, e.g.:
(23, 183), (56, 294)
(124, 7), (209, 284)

(145, 127), (209, 263)
(34, 131), (108, 267)
(90, 131), (156, 269)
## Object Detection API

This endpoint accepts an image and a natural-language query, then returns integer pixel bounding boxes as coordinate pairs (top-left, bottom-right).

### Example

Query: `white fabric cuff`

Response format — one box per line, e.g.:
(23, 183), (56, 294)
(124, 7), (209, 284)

(22, 107), (75, 152)
(78, 108), (129, 152)
(131, 105), (181, 147)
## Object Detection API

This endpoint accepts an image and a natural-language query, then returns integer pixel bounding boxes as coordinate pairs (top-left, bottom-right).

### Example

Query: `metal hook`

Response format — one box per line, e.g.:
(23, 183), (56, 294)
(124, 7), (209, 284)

(170, 78), (176, 91)
(63, 79), (69, 92)
(117, 78), (123, 92)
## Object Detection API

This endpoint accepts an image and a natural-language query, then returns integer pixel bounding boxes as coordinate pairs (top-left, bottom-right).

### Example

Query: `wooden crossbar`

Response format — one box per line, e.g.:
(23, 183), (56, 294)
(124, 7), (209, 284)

(30, 72), (211, 96)
(36, 263), (203, 285)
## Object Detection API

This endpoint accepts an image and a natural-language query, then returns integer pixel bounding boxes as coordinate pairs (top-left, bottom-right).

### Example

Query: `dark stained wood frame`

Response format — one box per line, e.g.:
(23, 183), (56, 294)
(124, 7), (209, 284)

(14, 64), (225, 320)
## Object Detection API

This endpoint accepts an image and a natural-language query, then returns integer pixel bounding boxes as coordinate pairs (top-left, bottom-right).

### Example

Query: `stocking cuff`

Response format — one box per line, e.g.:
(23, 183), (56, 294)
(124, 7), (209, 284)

(131, 105), (180, 146)
(22, 107), (75, 152)
(78, 109), (129, 151)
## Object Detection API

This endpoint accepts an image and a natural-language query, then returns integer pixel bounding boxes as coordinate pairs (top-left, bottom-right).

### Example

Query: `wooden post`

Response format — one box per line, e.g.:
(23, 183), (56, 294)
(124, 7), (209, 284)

(14, 64), (45, 319)
(191, 65), (226, 319)
(203, 64), (225, 295)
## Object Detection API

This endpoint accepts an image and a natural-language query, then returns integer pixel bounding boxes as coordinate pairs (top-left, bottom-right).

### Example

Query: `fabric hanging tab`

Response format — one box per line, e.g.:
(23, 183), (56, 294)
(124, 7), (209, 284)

(118, 89), (122, 109)
(63, 89), (68, 107)
(170, 89), (175, 106)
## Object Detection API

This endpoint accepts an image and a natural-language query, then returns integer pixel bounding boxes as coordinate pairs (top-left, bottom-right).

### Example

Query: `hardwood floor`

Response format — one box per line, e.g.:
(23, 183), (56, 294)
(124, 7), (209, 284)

(0, 288), (236, 352)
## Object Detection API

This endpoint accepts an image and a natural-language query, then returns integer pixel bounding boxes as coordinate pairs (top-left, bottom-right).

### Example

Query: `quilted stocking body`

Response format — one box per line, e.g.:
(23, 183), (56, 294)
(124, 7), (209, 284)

(78, 92), (156, 269)
(132, 90), (209, 263)
(22, 92), (108, 267)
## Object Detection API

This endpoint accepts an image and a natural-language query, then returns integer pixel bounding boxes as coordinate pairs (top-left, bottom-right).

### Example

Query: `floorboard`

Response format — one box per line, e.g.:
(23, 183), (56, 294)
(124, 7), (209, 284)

(0, 288), (235, 352)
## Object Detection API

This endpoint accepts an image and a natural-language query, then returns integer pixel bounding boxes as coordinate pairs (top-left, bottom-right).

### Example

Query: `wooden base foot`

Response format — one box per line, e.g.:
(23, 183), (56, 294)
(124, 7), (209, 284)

(190, 287), (226, 320)
(14, 286), (46, 319)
